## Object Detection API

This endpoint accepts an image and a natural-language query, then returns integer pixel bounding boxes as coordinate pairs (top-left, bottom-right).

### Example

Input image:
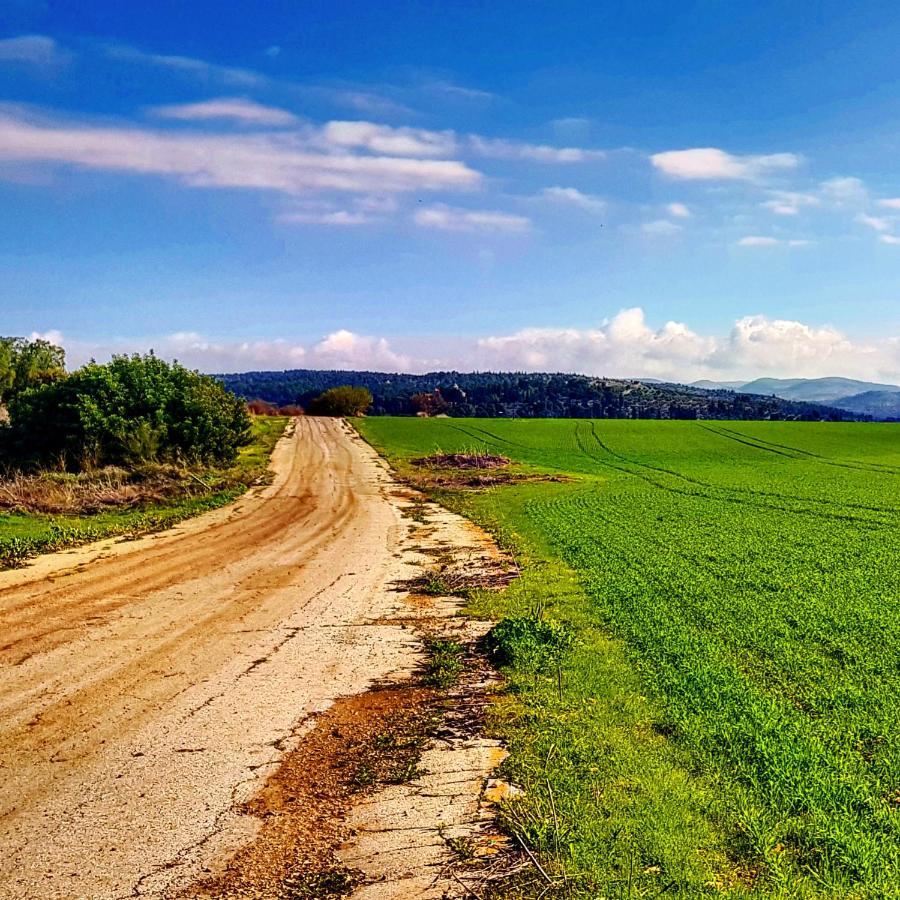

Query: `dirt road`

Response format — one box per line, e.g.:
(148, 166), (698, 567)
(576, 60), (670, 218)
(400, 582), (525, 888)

(0, 417), (445, 899)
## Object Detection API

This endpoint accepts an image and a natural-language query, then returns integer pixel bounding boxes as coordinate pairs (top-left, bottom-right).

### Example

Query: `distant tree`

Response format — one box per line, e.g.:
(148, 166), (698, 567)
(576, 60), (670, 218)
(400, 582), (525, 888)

(307, 386), (373, 417)
(6, 354), (251, 470)
(410, 390), (449, 416)
(247, 398), (280, 416)
(279, 404), (304, 416)
(0, 337), (66, 405)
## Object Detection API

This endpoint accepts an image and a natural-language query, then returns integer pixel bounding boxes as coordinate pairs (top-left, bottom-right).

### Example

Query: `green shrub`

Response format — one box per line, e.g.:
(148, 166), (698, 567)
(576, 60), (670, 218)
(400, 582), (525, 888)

(6, 354), (250, 471)
(485, 615), (574, 672)
(307, 385), (372, 417)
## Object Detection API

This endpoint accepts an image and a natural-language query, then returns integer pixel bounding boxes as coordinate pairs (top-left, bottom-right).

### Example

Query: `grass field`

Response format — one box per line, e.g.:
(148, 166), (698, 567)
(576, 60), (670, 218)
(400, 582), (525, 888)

(0, 416), (289, 568)
(355, 417), (900, 898)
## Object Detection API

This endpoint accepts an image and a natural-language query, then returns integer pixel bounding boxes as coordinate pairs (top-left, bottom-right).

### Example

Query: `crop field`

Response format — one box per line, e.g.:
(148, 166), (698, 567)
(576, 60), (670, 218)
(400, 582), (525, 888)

(356, 417), (900, 897)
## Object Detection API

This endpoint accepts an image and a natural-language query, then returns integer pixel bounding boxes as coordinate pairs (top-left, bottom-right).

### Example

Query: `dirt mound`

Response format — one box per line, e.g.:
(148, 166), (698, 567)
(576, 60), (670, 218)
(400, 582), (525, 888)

(412, 453), (510, 470)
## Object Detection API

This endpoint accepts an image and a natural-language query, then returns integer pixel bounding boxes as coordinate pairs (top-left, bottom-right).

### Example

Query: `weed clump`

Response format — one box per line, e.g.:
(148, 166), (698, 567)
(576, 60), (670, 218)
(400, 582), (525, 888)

(485, 616), (574, 673)
(423, 636), (465, 688)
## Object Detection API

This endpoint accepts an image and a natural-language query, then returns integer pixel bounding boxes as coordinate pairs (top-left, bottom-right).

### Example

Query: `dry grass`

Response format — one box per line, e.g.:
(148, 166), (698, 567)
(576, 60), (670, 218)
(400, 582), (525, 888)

(0, 465), (212, 515)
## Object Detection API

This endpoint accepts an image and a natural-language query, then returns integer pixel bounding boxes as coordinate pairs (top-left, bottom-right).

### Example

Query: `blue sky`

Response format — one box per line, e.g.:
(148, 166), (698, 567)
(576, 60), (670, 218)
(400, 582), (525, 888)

(2, 0), (900, 381)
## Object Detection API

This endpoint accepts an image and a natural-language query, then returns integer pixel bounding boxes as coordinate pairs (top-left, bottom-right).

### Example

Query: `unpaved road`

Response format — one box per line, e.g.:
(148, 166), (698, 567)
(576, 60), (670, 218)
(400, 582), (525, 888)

(0, 417), (447, 899)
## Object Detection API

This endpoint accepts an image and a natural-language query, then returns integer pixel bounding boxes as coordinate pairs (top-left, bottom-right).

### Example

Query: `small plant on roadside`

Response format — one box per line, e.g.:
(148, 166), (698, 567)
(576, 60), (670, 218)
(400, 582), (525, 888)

(423, 636), (465, 688)
(485, 616), (574, 674)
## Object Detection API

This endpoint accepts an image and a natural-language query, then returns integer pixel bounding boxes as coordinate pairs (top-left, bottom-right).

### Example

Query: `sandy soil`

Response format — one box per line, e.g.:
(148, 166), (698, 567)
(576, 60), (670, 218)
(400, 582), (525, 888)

(0, 417), (502, 900)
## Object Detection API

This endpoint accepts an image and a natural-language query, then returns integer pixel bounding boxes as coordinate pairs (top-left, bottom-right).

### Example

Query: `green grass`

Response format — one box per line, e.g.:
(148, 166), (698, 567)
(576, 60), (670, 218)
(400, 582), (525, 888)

(0, 416), (290, 568)
(355, 417), (900, 898)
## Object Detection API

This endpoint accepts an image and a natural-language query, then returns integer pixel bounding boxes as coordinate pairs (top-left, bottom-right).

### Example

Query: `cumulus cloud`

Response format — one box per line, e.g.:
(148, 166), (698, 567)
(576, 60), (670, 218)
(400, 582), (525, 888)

(152, 97), (299, 126)
(539, 186), (605, 212)
(0, 34), (70, 66)
(40, 310), (900, 382)
(321, 120), (456, 157)
(666, 202), (690, 218)
(651, 147), (800, 180)
(468, 135), (604, 163)
(414, 204), (531, 233)
(474, 308), (899, 382)
(0, 108), (482, 196)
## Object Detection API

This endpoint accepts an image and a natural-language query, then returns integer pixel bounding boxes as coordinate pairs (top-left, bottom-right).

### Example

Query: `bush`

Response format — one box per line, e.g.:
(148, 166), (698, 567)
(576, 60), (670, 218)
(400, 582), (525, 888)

(5, 354), (251, 470)
(484, 616), (574, 672)
(307, 385), (373, 417)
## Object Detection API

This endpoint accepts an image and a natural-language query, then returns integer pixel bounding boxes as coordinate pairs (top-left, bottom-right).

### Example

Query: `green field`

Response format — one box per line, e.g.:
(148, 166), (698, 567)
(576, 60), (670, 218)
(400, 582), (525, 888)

(355, 417), (900, 898)
(0, 416), (288, 568)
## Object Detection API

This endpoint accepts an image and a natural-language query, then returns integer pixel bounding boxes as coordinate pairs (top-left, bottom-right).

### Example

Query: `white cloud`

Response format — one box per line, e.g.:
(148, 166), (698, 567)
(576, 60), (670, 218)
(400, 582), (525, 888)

(878, 198), (900, 210)
(414, 204), (531, 233)
(737, 235), (781, 247)
(39, 312), (900, 382)
(666, 202), (690, 218)
(642, 219), (681, 236)
(879, 234), (900, 245)
(0, 34), (69, 66)
(152, 97), (299, 126)
(322, 120), (456, 157)
(540, 186), (605, 212)
(474, 309), (899, 382)
(820, 176), (867, 204)
(856, 212), (892, 232)
(651, 147), (800, 180)
(468, 134), (604, 163)
(0, 108), (482, 196)
(761, 190), (820, 215)
(278, 209), (375, 226)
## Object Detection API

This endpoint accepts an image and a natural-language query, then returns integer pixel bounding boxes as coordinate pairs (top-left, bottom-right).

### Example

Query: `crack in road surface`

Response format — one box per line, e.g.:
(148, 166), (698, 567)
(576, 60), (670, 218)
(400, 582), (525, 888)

(0, 417), (479, 900)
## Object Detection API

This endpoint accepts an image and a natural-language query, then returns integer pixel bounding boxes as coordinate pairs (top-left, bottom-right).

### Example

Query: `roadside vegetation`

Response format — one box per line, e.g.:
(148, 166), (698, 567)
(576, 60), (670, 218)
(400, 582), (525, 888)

(356, 416), (900, 898)
(0, 339), (287, 569)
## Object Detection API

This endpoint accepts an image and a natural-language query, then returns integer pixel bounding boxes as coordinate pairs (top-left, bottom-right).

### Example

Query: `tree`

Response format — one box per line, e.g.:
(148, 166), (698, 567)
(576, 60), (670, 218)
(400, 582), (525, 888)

(410, 390), (449, 417)
(307, 386), (372, 417)
(0, 337), (66, 405)
(6, 354), (251, 470)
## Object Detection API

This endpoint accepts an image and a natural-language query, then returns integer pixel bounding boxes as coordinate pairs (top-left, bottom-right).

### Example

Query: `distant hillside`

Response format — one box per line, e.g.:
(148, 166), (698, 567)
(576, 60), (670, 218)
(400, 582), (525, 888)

(738, 376), (900, 406)
(219, 369), (861, 421)
(832, 390), (900, 419)
(691, 379), (747, 391)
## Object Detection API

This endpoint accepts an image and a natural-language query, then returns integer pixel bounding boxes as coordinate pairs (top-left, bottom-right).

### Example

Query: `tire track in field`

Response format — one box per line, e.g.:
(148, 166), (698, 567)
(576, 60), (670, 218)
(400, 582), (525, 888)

(575, 422), (894, 529)
(698, 423), (900, 476)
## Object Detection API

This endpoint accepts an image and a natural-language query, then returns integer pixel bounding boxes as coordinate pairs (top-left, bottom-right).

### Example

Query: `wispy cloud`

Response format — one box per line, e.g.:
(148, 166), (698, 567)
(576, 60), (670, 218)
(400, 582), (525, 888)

(761, 190), (820, 215)
(879, 234), (900, 245)
(652, 147), (800, 180)
(642, 219), (681, 236)
(0, 108), (482, 196)
(0, 34), (71, 66)
(737, 235), (811, 247)
(151, 97), (299, 126)
(321, 120), (456, 157)
(666, 202), (690, 218)
(104, 42), (264, 88)
(414, 204), (531, 233)
(856, 212), (892, 232)
(878, 198), (900, 210)
(539, 186), (605, 212)
(468, 135), (604, 163)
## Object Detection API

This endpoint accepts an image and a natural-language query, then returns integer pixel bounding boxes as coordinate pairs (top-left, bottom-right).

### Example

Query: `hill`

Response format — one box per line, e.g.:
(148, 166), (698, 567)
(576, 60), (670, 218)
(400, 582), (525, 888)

(737, 376), (900, 405)
(832, 390), (900, 419)
(219, 369), (861, 421)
